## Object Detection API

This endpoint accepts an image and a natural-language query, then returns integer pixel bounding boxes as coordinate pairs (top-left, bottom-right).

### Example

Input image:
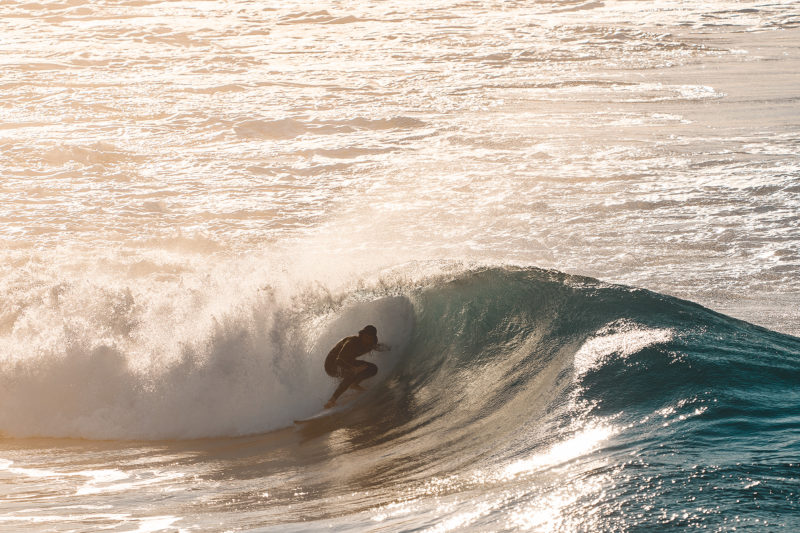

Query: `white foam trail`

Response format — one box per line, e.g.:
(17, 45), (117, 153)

(573, 319), (674, 376)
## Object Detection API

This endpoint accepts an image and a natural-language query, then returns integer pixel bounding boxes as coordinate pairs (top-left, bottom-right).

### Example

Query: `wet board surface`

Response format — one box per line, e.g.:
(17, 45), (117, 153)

(293, 394), (357, 425)
(293, 407), (344, 425)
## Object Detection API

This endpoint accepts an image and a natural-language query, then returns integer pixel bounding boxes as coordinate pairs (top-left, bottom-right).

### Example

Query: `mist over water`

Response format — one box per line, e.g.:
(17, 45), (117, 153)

(1, 0), (799, 531)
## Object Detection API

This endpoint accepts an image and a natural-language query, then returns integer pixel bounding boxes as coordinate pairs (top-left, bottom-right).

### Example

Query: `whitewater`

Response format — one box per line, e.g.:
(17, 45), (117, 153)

(1, 0), (799, 531)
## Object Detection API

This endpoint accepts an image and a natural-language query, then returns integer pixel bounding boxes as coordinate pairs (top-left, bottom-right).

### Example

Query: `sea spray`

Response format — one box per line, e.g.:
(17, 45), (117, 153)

(0, 260), (416, 439)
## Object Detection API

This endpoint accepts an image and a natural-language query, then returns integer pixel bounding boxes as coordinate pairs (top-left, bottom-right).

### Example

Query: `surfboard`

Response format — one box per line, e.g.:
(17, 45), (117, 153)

(293, 404), (348, 425)
(293, 391), (360, 425)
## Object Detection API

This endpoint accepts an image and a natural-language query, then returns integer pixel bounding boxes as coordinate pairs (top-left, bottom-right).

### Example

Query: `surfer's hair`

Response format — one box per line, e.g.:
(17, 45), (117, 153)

(359, 325), (377, 337)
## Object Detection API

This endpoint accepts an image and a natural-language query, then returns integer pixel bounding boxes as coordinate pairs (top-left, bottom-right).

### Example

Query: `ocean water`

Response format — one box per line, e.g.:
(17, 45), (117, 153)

(1, 0), (799, 531)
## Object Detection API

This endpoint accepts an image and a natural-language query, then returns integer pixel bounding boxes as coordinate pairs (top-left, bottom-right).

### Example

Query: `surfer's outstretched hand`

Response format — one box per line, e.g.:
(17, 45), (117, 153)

(375, 343), (390, 352)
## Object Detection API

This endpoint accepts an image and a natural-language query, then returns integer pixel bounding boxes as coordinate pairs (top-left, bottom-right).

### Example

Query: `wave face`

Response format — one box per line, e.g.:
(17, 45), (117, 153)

(286, 267), (800, 531)
(2, 266), (799, 529)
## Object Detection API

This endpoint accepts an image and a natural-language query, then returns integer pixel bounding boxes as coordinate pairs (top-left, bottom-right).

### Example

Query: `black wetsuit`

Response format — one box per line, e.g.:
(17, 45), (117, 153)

(324, 336), (378, 402)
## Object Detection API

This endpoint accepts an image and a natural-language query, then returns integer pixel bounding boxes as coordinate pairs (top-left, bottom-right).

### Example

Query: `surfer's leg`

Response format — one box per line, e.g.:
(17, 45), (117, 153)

(327, 367), (358, 407)
(348, 362), (375, 391)
(331, 377), (353, 402)
(351, 362), (377, 388)
(326, 363), (377, 407)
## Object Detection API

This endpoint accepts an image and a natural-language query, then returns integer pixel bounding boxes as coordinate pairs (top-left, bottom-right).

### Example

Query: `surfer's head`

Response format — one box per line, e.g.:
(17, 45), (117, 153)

(359, 325), (378, 345)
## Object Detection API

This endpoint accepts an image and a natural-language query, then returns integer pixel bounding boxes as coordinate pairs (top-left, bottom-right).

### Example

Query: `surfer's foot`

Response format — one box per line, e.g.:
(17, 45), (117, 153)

(350, 384), (367, 392)
(324, 400), (336, 409)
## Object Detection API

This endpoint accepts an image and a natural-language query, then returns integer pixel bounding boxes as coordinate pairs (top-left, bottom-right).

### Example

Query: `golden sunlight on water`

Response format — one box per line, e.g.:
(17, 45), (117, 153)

(1, 0), (800, 531)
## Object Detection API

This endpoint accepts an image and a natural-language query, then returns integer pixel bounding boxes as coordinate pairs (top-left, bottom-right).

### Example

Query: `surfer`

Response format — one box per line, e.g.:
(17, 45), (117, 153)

(324, 325), (389, 409)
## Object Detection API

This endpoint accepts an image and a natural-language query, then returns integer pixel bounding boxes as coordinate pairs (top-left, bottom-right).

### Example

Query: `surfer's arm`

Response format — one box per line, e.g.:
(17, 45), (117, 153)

(329, 339), (346, 354)
(375, 343), (390, 352)
(334, 338), (361, 369)
(327, 339), (346, 362)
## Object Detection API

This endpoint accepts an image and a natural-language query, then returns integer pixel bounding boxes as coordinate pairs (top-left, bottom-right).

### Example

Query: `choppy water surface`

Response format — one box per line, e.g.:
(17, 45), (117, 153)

(1, 0), (799, 531)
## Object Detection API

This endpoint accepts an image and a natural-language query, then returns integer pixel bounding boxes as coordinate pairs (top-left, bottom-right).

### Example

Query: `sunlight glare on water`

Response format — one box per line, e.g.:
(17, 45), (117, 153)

(1, 0), (800, 531)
